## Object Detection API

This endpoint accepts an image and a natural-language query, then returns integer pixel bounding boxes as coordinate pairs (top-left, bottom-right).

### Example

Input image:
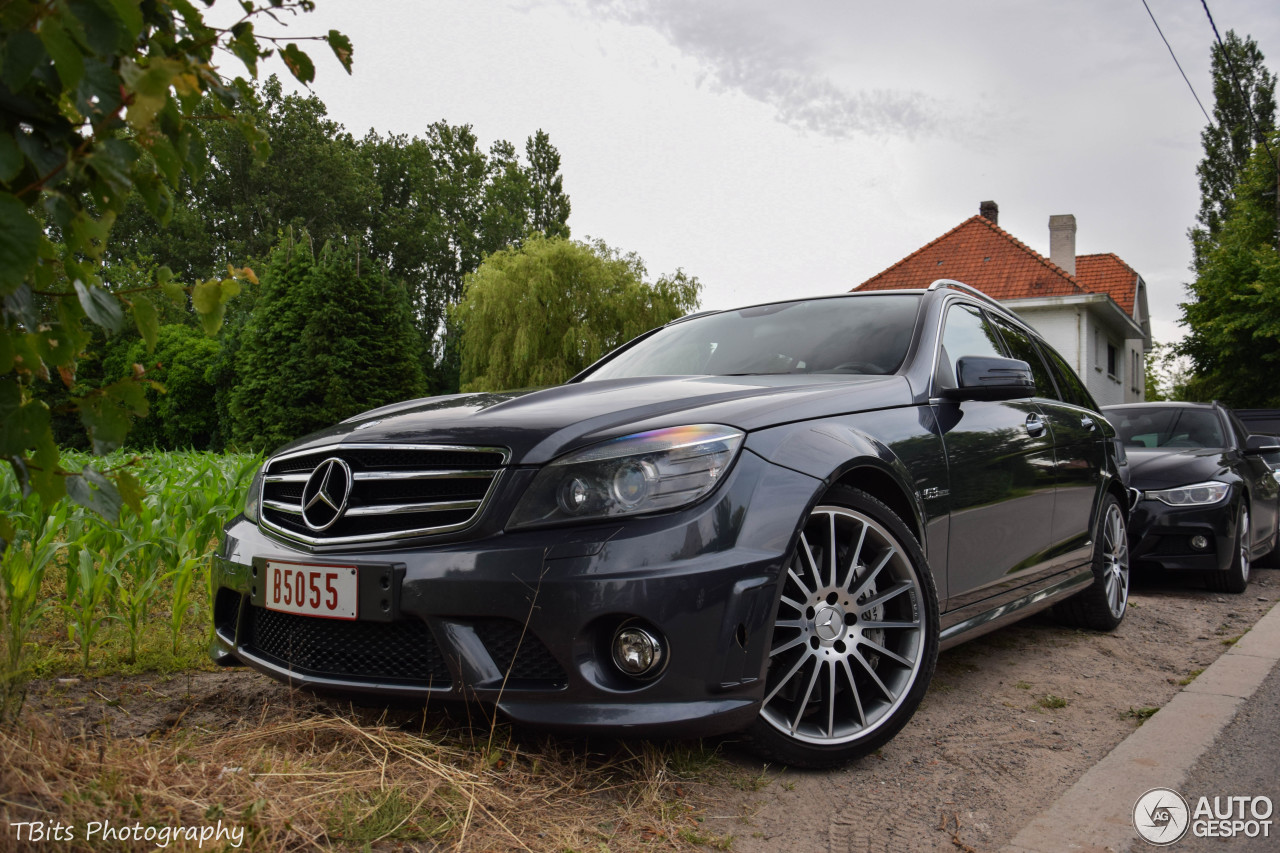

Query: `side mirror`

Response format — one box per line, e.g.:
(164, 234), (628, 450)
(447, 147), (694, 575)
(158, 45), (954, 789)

(1244, 434), (1280, 454)
(943, 356), (1036, 402)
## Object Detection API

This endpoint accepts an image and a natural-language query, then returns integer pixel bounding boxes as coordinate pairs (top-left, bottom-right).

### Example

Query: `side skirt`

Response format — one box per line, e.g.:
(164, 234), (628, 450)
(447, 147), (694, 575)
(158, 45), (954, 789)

(938, 568), (1093, 652)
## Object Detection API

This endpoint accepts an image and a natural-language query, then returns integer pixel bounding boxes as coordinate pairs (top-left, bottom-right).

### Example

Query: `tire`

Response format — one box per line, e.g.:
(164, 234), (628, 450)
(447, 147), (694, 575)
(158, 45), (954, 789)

(1206, 505), (1250, 594)
(1055, 494), (1130, 631)
(746, 486), (939, 769)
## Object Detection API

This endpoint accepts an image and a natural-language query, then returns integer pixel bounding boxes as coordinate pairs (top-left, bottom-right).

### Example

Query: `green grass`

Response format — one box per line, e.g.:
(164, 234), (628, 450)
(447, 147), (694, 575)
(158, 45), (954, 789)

(1037, 694), (1069, 710)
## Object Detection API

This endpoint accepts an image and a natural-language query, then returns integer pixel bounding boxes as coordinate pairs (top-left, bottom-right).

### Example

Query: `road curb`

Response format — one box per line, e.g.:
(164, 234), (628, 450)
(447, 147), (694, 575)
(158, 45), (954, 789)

(1002, 598), (1280, 853)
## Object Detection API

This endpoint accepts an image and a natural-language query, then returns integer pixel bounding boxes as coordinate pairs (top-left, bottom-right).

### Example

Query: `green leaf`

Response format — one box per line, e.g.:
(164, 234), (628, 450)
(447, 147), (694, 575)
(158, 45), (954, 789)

(120, 57), (182, 128)
(0, 384), (51, 458)
(113, 468), (145, 515)
(37, 16), (85, 92)
(327, 30), (354, 74)
(76, 379), (147, 455)
(66, 466), (123, 522)
(191, 278), (223, 315)
(0, 133), (21, 183)
(0, 193), (40, 295)
(133, 170), (173, 223)
(105, 0), (145, 39)
(229, 21), (260, 77)
(281, 43), (315, 85)
(74, 279), (126, 335)
(1, 30), (46, 92)
(132, 295), (159, 353)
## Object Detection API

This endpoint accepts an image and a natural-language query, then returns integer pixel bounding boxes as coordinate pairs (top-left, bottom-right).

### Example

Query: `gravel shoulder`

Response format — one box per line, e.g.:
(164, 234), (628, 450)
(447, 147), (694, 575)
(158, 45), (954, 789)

(706, 566), (1280, 853)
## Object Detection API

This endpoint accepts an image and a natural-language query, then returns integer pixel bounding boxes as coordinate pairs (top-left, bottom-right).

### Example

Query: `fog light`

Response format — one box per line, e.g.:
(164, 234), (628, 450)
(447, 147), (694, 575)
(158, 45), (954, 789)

(612, 626), (664, 677)
(1191, 535), (1209, 551)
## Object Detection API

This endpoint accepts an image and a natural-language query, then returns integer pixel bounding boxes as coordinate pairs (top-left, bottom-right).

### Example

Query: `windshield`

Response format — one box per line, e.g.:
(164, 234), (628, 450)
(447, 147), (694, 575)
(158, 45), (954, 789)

(1107, 406), (1226, 449)
(581, 295), (922, 382)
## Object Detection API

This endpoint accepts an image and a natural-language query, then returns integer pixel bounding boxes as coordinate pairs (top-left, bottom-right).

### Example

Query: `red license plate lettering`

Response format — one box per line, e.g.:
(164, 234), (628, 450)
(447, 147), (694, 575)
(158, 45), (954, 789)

(264, 561), (358, 620)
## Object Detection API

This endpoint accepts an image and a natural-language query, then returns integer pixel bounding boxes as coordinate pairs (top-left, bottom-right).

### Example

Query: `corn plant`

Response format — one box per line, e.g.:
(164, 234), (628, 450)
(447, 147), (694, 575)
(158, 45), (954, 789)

(1, 502), (68, 721)
(168, 554), (201, 655)
(62, 547), (116, 673)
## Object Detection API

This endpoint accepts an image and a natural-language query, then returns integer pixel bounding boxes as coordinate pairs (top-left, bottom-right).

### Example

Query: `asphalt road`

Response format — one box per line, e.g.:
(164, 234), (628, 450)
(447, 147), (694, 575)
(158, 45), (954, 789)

(1172, 660), (1280, 853)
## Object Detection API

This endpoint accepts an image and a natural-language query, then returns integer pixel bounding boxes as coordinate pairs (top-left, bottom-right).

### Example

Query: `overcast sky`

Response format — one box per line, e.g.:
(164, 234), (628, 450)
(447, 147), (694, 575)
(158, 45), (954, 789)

(256, 0), (1280, 346)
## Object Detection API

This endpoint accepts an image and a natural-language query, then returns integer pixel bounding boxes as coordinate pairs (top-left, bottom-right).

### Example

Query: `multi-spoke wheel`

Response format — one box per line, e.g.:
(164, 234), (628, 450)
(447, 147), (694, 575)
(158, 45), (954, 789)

(1056, 494), (1130, 630)
(1207, 504), (1251, 594)
(747, 487), (938, 769)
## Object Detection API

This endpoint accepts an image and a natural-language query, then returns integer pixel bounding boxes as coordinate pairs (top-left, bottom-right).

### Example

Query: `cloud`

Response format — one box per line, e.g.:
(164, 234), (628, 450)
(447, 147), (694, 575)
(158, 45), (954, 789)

(567, 0), (952, 140)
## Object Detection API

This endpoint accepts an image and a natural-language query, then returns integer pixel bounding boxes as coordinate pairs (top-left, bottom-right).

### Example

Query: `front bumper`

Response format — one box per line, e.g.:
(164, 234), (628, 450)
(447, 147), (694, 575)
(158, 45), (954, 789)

(210, 450), (820, 736)
(1127, 495), (1237, 573)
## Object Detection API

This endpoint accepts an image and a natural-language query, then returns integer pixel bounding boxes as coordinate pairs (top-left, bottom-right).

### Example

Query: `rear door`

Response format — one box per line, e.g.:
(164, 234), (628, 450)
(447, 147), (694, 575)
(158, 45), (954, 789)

(992, 317), (1104, 570)
(933, 302), (1059, 609)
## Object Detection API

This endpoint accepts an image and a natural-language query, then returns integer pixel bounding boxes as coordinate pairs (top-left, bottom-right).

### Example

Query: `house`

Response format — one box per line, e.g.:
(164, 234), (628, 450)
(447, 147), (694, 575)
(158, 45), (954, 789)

(854, 201), (1152, 405)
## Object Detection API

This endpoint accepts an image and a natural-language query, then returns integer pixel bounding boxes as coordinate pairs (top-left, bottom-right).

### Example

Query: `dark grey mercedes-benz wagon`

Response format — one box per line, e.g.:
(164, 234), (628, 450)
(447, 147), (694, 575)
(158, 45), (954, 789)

(212, 280), (1130, 767)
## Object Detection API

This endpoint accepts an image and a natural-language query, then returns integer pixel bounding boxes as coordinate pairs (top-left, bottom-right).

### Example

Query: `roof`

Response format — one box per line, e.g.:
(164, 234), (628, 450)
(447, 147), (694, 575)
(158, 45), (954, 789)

(855, 216), (1142, 321)
(1076, 253), (1141, 315)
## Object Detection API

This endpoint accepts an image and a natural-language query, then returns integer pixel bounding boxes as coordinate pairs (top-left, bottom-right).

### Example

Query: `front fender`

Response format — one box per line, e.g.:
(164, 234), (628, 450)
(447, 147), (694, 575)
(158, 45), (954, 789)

(743, 405), (948, 568)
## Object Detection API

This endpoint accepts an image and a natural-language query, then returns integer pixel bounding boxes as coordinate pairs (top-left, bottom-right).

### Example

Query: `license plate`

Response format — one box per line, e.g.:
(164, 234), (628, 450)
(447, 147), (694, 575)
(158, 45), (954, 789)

(265, 561), (358, 620)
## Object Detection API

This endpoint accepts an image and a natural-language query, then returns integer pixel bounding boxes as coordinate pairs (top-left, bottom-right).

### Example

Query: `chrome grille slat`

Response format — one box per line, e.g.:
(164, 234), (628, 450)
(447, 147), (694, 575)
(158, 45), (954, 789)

(345, 499), (482, 517)
(259, 443), (508, 546)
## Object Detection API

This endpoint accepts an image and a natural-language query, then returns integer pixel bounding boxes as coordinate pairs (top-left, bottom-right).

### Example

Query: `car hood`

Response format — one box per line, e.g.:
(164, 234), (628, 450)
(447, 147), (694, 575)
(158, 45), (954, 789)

(1125, 447), (1233, 489)
(271, 374), (913, 465)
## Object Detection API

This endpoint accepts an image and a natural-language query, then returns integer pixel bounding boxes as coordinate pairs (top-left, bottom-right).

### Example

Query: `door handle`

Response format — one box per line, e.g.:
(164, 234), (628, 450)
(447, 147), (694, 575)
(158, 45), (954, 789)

(1025, 414), (1046, 437)
(1081, 416), (1096, 431)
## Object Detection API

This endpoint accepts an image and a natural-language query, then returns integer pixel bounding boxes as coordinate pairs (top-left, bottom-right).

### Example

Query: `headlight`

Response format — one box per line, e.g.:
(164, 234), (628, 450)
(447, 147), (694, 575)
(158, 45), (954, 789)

(1144, 481), (1230, 506)
(243, 466), (265, 523)
(508, 424), (745, 528)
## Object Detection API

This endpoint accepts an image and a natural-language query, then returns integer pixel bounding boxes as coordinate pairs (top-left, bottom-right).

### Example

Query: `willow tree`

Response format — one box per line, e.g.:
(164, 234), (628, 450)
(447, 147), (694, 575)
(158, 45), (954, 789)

(454, 237), (700, 391)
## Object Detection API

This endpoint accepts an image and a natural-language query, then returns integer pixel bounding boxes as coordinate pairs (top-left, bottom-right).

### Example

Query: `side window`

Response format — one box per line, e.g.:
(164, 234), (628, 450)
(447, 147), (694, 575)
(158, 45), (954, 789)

(989, 316), (1058, 400)
(1043, 346), (1098, 411)
(937, 303), (1005, 391)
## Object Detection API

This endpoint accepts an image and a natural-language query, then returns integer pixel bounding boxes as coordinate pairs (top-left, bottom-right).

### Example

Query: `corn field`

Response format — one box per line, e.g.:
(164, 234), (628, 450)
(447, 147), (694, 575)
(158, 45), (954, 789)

(0, 451), (260, 722)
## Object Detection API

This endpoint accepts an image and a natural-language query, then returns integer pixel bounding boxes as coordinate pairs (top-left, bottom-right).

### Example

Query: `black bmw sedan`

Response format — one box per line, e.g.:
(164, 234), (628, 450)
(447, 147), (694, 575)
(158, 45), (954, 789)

(213, 280), (1130, 768)
(1102, 401), (1279, 593)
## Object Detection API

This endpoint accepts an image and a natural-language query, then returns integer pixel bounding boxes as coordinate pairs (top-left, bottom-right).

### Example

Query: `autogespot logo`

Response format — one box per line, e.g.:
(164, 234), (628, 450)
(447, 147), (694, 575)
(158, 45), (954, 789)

(1134, 787), (1191, 845)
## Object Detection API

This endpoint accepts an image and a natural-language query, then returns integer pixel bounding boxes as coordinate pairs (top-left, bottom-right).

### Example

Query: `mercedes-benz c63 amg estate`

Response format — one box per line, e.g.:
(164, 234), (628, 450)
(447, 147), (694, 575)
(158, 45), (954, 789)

(212, 280), (1130, 768)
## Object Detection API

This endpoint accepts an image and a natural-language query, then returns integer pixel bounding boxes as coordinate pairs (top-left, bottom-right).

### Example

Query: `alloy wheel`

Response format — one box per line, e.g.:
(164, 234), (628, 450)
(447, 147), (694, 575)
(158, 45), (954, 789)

(759, 505), (927, 746)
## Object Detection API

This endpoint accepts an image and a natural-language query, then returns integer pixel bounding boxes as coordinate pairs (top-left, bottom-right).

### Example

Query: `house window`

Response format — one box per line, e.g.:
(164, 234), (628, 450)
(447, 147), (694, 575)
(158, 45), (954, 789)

(1107, 343), (1118, 380)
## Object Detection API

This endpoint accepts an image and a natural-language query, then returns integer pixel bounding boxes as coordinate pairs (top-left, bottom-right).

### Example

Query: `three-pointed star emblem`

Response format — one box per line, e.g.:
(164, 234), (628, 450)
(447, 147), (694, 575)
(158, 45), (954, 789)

(300, 457), (353, 531)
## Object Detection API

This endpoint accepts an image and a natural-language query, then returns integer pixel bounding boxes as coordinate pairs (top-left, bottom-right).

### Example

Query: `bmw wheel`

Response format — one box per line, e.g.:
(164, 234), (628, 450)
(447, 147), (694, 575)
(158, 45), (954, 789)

(1055, 494), (1129, 630)
(747, 486), (939, 769)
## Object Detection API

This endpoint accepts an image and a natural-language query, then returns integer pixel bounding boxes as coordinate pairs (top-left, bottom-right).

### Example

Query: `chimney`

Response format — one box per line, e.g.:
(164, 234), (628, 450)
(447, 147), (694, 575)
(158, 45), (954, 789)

(979, 200), (998, 225)
(1048, 214), (1076, 277)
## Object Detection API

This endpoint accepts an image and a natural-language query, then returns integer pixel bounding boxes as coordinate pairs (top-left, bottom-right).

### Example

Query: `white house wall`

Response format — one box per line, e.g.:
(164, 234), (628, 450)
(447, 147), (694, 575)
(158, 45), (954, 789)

(1007, 304), (1142, 406)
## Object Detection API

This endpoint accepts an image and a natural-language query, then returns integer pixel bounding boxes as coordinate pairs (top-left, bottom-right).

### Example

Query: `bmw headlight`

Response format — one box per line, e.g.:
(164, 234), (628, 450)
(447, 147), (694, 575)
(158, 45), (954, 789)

(508, 425), (745, 528)
(1144, 481), (1230, 506)
(243, 466), (265, 523)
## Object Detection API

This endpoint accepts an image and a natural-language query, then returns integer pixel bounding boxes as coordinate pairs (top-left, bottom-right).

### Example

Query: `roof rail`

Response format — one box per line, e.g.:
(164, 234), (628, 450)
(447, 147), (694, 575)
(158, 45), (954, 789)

(926, 278), (1007, 312)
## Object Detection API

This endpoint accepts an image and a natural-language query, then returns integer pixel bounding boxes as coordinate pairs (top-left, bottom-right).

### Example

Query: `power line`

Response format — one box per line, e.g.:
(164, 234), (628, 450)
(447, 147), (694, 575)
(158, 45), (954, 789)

(1199, 0), (1278, 166)
(1141, 0), (1212, 125)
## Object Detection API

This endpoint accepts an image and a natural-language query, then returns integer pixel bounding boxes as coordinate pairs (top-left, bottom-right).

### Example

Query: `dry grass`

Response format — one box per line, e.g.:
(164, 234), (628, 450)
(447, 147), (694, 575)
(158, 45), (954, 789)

(0, 682), (742, 852)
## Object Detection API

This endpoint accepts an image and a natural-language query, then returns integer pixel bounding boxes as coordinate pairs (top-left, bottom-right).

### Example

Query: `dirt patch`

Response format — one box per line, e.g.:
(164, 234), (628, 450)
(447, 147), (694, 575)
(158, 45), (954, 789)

(3, 569), (1275, 851)
(706, 566), (1280, 852)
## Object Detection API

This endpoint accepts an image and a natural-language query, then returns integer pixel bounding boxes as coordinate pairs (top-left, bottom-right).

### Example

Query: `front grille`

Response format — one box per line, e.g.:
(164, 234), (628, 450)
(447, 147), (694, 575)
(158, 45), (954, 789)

(260, 443), (508, 545)
(245, 606), (452, 687)
(473, 620), (568, 686)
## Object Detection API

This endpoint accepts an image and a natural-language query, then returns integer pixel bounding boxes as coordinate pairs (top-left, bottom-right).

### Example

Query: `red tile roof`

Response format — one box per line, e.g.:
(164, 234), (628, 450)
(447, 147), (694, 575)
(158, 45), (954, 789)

(855, 215), (1141, 320)
(1076, 253), (1140, 315)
